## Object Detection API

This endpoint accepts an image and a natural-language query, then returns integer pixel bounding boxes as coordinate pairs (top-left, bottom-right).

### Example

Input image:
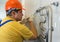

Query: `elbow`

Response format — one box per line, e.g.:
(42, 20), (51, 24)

(29, 34), (38, 40)
(34, 35), (38, 39)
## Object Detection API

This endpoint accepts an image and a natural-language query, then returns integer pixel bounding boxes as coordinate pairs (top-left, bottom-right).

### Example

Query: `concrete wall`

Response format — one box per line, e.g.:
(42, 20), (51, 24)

(25, 0), (41, 18)
(0, 0), (7, 19)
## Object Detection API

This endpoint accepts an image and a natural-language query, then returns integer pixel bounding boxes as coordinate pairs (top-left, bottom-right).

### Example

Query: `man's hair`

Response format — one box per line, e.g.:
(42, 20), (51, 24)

(6, 8), (21, 16)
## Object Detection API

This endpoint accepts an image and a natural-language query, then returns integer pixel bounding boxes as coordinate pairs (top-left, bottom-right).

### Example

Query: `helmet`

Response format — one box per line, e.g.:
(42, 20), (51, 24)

(5, 0), (22, 10)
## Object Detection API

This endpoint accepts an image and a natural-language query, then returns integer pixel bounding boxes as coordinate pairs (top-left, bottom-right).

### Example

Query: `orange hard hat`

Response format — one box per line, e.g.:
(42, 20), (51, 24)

(5, 0), (23, 10)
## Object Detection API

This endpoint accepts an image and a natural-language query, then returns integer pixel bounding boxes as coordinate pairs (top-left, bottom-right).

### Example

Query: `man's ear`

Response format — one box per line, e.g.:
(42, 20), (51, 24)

(11, 11), (16, 16)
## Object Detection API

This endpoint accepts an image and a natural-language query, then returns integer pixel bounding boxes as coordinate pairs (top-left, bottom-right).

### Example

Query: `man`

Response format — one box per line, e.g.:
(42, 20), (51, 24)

(0, 0), (38, 42)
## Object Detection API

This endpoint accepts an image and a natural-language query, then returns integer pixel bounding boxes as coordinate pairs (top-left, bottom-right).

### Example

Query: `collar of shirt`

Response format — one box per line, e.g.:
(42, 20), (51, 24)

(1, 16), (16, 23)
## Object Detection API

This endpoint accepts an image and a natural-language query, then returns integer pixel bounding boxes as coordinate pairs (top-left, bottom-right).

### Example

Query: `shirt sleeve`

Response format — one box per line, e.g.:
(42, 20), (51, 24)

(19, 25), (33, 40)
(12, 21), (33, 40)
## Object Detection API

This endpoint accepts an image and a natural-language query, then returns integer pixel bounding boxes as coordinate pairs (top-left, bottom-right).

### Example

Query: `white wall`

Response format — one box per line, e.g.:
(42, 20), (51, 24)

(52, 0), (60, 42)
(25, 0), (41, 18)
(0, 0), (7, 19)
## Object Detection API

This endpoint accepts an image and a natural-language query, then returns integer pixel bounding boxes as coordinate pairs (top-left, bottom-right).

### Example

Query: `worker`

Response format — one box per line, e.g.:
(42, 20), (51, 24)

(0, 0), (38, 42)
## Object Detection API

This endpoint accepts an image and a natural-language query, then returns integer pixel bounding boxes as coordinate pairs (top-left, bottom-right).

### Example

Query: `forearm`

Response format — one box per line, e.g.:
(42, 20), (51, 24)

(29, 21), (38, 38)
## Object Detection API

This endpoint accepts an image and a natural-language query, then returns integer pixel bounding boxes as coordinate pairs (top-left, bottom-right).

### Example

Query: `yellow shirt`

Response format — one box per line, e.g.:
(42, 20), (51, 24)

(0, 16), (33, 42)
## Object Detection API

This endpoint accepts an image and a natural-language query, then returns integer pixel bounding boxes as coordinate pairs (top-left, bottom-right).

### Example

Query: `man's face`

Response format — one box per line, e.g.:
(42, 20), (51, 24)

(15, 10), (23, 21)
